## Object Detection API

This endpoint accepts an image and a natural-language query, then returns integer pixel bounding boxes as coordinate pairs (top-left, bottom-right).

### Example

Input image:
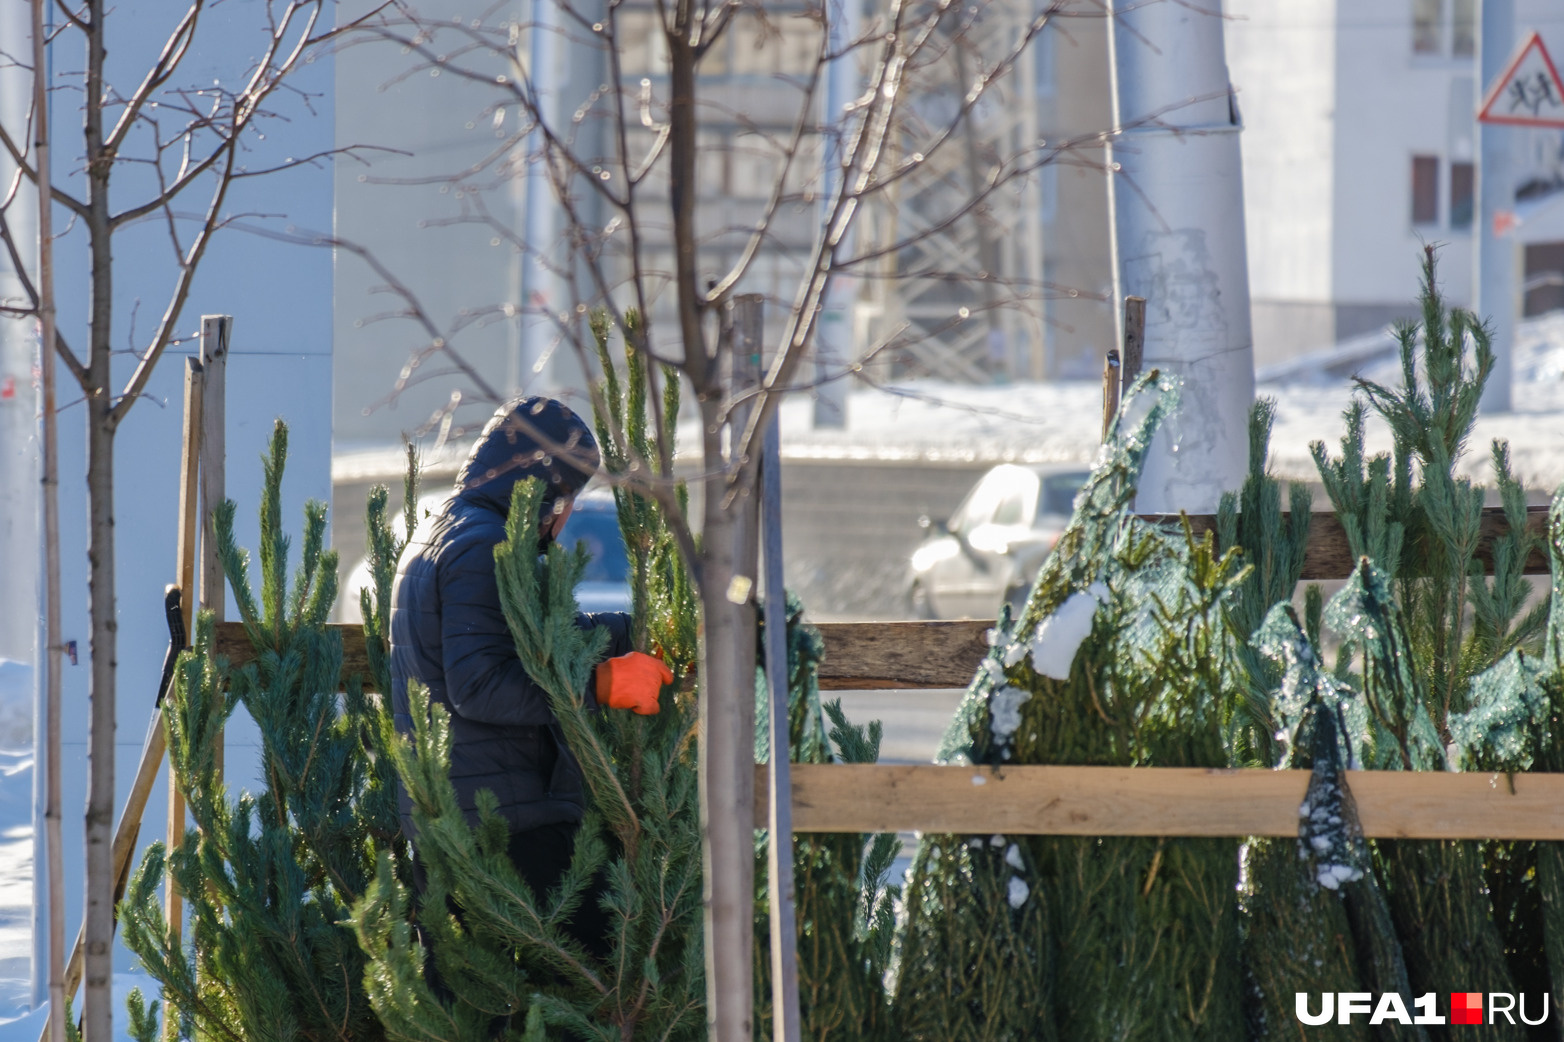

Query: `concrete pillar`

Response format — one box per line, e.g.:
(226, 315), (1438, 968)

(1107, 0), (1255, 513)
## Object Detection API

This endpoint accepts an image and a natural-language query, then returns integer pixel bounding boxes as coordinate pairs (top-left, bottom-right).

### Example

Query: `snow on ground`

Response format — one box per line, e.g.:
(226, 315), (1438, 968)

(0, 747), (35, 1033)
(0, 746), (153, 1041)
(760, 310), (1564, 492)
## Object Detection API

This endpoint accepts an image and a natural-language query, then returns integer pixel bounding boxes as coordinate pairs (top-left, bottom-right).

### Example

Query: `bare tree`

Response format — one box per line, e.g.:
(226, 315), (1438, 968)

(338, 0), (1112, 1034)
(0, 3), (375, 1036)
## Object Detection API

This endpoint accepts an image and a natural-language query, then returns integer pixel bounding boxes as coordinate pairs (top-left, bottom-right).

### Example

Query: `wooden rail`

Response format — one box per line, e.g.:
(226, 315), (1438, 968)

(212, 505), (1550, 691)
(1153, 504), (1550, 581)
(752, 764), (1564, 839)
(211, 619), (994, 692)
(198, 503), (1563, 842)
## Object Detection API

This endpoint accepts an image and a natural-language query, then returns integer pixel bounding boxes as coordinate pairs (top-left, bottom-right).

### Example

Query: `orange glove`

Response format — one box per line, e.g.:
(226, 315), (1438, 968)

(596, 651), (674, 715)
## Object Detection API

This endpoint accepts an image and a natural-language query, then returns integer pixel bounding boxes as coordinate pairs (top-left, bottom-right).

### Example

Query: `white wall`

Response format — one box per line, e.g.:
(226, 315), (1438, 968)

(1227, 0), (1337, 305)
(0, 0), (40, 690)
(1332, 0), (1473, 310)
(1228, 0), (1564, 359)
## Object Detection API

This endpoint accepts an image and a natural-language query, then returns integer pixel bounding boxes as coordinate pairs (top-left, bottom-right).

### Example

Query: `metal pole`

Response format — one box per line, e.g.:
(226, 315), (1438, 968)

(812, 0), (859, 429)
(762, 417), (801, 1042)
(518, 0), (562, 393)
(1106, 0), (1254, 513)
(1476, 0), (1515, 414)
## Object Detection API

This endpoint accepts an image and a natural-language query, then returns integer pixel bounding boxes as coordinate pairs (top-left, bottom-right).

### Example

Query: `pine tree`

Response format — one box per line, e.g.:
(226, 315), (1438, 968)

(1307, 249), (1530, 1037)
(1449, 488), (1564, 1030)
(118, 420), (413, 1042)
(588, 312), (903, 1039)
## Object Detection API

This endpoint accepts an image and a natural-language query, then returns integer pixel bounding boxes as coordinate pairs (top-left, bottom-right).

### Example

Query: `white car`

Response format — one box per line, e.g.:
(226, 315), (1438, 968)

(907, 463), (1088, 620)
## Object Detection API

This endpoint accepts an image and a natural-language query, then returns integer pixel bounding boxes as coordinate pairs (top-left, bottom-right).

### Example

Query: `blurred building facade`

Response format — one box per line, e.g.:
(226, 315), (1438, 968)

(1227, 0), (1564, 367)
(330, 0), (1123, 452)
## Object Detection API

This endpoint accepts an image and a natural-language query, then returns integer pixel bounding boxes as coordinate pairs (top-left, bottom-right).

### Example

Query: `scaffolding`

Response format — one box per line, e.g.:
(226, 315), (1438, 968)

(859, 0), (1047, 383)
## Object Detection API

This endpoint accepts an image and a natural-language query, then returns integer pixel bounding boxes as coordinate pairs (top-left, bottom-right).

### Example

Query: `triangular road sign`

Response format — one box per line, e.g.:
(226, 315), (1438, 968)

(1479, 30), (1564, 128)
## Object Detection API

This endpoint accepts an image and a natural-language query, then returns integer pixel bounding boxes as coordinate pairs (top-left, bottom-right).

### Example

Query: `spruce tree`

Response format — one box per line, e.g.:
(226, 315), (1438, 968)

(1219, 404), (1384, 1042)
(893, 373), (1249, 1041)
(1449, 488), (1564, 1031)
(356, 307), (709, 1041)
(751, 595), (901, 1041)
(118, 420), (413, 1042)
(588, 309), (901, 1040)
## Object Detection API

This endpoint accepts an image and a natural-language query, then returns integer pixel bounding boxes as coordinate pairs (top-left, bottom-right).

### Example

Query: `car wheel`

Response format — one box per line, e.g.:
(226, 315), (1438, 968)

(908, 580), (936, 620)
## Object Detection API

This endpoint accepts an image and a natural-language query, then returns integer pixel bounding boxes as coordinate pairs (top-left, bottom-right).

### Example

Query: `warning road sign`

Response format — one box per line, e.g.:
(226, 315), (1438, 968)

(1479, 30), (1564, 128)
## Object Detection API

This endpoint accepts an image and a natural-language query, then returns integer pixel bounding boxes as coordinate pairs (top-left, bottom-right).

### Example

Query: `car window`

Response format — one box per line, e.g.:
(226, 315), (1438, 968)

(952, 473), (1005, 535)
(561, 507), (631, 584)
(1037, 472), (1089, 518)
(992, 471), (1036, 526)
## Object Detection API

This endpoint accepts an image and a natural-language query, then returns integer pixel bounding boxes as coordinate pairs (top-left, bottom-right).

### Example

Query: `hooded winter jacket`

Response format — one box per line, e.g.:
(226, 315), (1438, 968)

(389, 397), (633, 839)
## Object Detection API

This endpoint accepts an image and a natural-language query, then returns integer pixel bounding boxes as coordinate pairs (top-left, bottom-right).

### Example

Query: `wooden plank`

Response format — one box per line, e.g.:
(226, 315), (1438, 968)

(200, 317), (229, 788)
(1100, 348), (1120, 441)
(166, 358), (203, 970)
(754, 764), (1564, 840)
(1120, 295), (1145, 391)
(816, 619), (990, 690)
(210, 507), (1550, 694)
(213, 619), (990, 692)
(1149, 505), (1551, 581)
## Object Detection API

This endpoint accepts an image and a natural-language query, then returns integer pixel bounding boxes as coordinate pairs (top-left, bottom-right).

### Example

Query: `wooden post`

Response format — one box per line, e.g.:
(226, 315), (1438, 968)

(762, 412), (802, 1042)
(1120, 295), (1146, 393)
(198, 316), (229, 782)
(1101, 348), (1121, 440)
(164, 356), (203, 1034)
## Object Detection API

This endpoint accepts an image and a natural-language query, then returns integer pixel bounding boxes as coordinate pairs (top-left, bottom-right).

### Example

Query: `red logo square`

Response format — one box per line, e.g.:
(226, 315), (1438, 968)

(1451, 992), (1483, 1025)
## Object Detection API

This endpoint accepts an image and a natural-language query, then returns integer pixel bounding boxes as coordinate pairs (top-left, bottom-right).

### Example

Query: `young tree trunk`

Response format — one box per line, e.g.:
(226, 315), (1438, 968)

(82, 2), (116, 1031)
(700, 497), (760, 1038)
(697, 400), (759, 1040)
(83, 400), (116, 1042)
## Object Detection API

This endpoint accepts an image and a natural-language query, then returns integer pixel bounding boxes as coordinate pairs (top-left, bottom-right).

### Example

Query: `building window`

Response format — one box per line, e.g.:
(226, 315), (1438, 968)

(1452, 0), (1476, 57)
(1524, 242), (1564, 317)
(1450, 161), (1475, 229)
(1412, 156), (1440, 225)
(1413, 0), (1444, 54)
(1413, 0), (1475, 57)
(616, 8), (670, 77)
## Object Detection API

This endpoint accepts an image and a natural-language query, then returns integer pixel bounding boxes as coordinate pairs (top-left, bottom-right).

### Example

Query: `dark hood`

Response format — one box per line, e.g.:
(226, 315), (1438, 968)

(455, 396), (601, 516)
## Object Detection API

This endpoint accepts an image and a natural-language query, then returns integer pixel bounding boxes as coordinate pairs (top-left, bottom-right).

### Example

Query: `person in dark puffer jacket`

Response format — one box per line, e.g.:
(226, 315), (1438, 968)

(390, 395), (670, 959)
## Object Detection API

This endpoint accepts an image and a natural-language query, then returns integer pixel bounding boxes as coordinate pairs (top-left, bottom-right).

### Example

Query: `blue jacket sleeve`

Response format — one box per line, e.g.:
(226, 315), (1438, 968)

(440, 542), (636, 725)
(578, 611), (634, 708)
(439, 539), (556, 726)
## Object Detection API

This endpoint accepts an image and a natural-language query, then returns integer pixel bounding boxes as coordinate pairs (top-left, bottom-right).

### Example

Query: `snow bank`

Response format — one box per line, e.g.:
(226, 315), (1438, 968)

(0, 747), (33, 1035)
(736, 310), (1564, 491)
(0, 974), (159, 1042)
